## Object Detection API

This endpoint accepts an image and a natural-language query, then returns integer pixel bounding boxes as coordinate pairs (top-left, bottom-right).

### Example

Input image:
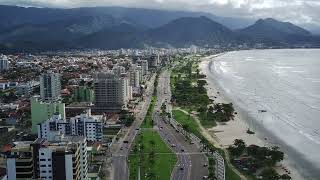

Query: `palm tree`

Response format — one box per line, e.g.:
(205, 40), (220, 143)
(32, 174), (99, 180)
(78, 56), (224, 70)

(149, 140), (155, 148)
(148, 171), (156, 180)
(182, 124), (190, 132)
(140, 144), (145, 151)
(196, 69), (200, 78)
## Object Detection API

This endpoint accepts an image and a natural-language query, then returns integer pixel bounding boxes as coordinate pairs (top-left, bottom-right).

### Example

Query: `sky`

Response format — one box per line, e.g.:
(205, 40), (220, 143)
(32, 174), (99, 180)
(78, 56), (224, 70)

(0, 0), (320, 26)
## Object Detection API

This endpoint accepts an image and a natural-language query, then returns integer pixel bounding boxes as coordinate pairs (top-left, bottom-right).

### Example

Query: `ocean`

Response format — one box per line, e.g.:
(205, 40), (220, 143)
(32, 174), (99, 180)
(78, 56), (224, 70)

(206, 49), (320, 180)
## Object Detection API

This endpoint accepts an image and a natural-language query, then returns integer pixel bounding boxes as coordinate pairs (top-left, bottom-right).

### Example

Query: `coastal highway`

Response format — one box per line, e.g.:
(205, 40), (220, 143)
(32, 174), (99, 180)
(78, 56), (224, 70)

(154, 70), (209, 180)
(111, 75), (156, 180)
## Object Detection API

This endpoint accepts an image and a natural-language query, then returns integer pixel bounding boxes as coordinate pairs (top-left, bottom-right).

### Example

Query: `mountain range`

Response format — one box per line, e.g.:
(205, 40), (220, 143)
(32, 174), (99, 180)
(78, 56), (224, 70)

(0, 5), (319, 52)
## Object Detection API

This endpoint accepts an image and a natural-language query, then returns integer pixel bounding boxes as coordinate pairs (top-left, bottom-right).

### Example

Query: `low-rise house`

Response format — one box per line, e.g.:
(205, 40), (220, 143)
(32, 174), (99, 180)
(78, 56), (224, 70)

(15, 81), (40, 97)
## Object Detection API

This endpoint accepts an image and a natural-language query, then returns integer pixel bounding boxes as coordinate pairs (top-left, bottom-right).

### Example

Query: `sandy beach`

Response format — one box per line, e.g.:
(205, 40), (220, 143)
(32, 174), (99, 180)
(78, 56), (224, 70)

(199, 55), (304, 180)
(205, 82), (264, 148)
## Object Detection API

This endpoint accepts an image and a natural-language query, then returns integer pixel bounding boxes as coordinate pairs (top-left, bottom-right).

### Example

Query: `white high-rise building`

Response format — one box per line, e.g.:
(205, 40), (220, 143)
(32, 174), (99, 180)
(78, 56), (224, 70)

(0, 54), (9, 71)
(69, 112), (103, 142)
(128, 64), (140, 88)
(6, 137), (88, 180)
(6, 141), (34, 180)
(120, 74), (132, 103)
(112, 65), (126, 76)
(137, 60), (148, 76)
(37, 110), (103, 142)
(40, 71), (61, 101)
(38, 136), (88, 180)
(136, 65), (143, 82)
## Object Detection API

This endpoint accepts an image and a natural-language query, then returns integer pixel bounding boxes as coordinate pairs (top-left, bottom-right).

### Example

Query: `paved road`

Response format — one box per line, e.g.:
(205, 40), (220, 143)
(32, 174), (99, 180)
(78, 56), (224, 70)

(154, 70), (209, 180)
(111, 69), (209, 180)
(111, 75), (156, 180)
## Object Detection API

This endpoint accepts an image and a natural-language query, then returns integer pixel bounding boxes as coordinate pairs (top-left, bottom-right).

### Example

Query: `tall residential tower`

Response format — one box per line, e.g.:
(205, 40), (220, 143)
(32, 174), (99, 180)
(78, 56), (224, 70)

(94, 72), (126, 112)
(0, 54), (9, 71)
(40, 71), (61, 101)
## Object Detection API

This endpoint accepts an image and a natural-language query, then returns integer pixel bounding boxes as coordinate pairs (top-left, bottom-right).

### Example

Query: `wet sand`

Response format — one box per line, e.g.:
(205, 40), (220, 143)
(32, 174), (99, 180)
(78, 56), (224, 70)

(199, 55), (304, 180)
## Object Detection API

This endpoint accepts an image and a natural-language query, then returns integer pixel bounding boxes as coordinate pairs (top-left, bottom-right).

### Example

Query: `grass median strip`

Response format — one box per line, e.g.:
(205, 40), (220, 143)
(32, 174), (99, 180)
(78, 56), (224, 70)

(141, 95), (157, 128)
(129, 129), (177, 180)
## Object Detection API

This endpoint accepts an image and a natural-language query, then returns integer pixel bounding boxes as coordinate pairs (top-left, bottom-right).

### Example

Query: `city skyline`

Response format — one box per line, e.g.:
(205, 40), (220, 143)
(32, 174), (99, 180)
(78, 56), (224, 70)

(0, 1), (319, 179)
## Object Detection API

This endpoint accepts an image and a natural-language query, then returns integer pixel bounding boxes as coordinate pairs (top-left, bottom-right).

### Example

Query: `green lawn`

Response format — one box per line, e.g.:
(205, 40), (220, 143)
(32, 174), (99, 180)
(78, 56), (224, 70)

(198, 111), (217, 128)
(141, 96), (157, 128)
(225, 164), (241, 180)
(129, 129), (177, 180)
(172, 109), (202, 138)
(208, 156), (215, 178)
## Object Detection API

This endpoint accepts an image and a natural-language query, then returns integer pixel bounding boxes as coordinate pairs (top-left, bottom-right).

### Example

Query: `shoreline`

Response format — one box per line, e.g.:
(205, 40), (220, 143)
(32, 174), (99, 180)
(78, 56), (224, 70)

(199, 54), (305, 180)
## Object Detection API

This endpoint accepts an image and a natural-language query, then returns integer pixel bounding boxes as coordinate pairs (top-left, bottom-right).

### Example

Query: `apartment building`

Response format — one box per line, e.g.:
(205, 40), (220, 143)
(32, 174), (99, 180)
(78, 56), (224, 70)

(31, 97), (65, 133)
(0, 54), (9, 71)
(40, 71), (61, 101)
(94, 72), (126, 111)
(6, 137), (88, 180)
(37, 110), (103, 142)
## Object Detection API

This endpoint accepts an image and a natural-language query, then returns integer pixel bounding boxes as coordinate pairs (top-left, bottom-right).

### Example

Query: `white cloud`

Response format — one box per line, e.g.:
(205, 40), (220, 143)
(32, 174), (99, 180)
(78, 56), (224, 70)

(0, 0), (319, 25)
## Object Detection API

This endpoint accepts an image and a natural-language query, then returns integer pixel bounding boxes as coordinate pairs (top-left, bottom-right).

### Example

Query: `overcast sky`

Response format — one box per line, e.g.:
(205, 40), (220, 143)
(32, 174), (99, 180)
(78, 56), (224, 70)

(0, 0), (319, 26)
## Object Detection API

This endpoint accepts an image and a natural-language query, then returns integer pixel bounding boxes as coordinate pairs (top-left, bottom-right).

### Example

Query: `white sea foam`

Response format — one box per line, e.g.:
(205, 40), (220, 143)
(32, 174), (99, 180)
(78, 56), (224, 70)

(208, 49), (320, 179)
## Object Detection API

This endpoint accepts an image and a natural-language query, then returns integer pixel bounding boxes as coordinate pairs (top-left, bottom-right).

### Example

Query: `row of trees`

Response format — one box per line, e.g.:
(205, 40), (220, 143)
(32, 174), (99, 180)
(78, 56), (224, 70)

(143, 73), (160, 127)
(172, 60), (235, 127)
(131, 134), (157, 180)
(259, 168), (291, 180)
(228, 139), (284, 166)
(171, 61), (210, 109)
(228, 139), (290, 180)
(142, 96), (156, 127)
(208, 157), (215, 179)
(122, 114), (135, 127)
(208, 103), (235, 122)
